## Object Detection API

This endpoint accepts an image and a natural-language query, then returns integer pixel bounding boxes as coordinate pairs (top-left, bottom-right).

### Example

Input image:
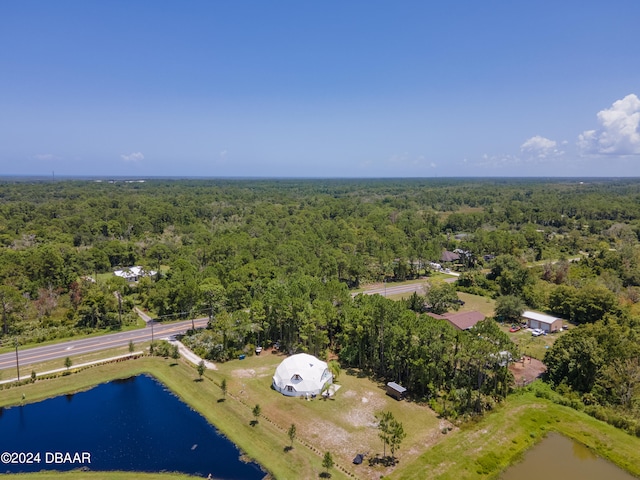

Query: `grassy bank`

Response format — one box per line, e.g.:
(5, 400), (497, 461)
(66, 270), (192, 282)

(390, 385), (640, 479)
(4, 473), (196, 480)
(1, 355), (344, 480)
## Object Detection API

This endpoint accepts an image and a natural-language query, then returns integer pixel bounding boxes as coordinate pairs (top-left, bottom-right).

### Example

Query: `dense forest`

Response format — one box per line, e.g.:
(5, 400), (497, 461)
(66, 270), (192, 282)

(1, 177), (640, 425)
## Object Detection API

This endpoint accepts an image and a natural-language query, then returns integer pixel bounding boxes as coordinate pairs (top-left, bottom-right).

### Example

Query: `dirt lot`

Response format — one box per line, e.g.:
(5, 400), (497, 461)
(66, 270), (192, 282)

(218, 351), (448, 479)
(509, 356), (546, 386)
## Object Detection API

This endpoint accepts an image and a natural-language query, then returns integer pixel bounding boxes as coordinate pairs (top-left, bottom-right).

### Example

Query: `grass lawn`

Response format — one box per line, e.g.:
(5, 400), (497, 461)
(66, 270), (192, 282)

(501, 326), (563, 360)
(2, 355), (341, 480)
(456, 292), (496, 317)
(2, 350), (446, 480)
(0, 344), (139, 382)
(5, 473), (196, 480)
(390, 385), (640, 479)
(213, 351), (445, 479)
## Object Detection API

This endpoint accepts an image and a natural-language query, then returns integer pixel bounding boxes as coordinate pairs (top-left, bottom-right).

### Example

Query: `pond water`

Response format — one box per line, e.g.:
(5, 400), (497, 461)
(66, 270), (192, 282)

(1, 375), (265, 479)
(500, 432), (636, 480)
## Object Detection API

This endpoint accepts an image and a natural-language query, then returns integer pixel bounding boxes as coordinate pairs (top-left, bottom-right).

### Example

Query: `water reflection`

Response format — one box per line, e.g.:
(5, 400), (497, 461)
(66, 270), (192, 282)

(1, 375), (265, 479)
(501, 432), (635, 480)
(572, 438), (596, 460)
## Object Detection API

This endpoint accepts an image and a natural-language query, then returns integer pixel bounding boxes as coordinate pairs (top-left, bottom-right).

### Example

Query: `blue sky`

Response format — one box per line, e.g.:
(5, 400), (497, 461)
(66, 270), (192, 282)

(1, 1), (639, 178)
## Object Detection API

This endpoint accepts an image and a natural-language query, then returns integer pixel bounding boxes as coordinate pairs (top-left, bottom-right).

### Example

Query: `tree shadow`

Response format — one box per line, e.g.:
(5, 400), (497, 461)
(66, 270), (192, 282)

(283, 446), (293, 453)
(368, 455), (397, 467)
(345, 368), (366, 378)
(193, 378), (204, 383)
(217, 398), (226, 403)
(319, 472), (332, 478)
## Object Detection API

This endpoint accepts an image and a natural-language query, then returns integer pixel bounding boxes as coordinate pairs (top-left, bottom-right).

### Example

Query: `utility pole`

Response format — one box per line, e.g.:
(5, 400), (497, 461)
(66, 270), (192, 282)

(117, 292), (122, 326)
(14, 338), (20, 381)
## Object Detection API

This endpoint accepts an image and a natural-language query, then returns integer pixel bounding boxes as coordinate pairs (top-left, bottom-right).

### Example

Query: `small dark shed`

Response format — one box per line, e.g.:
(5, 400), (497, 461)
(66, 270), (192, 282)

(386, 382), (407, 401)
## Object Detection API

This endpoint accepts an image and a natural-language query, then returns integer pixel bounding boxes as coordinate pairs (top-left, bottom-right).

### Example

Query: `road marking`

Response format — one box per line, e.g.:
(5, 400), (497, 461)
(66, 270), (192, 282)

(0, 319), (209, 369)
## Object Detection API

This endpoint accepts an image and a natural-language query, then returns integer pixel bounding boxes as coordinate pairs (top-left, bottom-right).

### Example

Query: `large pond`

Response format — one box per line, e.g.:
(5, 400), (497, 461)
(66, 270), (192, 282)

(501, 432), (636, 480)
(1, 375), (265, 479)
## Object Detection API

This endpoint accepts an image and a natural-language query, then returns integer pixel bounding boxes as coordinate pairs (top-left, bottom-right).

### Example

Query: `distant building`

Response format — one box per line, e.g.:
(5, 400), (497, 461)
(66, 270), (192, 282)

(522, 311), (564, 333)
(113, 266), (156, 282)
(426, 310), (486, 331)
(440, 250), (460, 263)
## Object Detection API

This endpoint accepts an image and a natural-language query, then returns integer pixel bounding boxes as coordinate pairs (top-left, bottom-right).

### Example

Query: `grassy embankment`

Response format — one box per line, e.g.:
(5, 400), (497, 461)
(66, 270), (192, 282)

(1, 345), (137, 382)
(3, 473), (195, 480)
(391, 384), (640, 479)
(1, 354), (342, 479)
(2, 349), (446, 480)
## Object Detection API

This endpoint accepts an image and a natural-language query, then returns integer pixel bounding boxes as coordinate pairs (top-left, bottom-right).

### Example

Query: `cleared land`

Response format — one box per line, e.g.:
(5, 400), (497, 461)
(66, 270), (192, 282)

(2, 351), (446, 479)
(213, 349), (447, 479)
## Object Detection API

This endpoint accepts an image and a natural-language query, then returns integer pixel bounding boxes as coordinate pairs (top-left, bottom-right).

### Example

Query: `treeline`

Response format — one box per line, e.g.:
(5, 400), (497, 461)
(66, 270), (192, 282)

(182, 274), (516, 419)
(3, 178), (640, 297)
(2, 178), (640, 425)
(542, 317), (640, 436)
(2, 177), (640, 343)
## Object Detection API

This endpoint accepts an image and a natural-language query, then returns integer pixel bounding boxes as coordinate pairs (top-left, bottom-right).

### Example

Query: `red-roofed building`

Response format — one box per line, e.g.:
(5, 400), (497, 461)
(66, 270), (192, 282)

(426, 310), (486, 331)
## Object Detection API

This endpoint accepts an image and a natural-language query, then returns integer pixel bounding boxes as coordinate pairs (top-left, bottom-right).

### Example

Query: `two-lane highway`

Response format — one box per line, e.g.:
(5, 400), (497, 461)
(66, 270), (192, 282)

(1, 276), (457, 373)
(0, 318), (209, 371)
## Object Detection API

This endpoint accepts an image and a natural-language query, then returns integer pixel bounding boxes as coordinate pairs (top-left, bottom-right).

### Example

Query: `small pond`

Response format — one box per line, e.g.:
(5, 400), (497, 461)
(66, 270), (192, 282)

(1, 375), (264, 479)
(501, 432), (636, 480)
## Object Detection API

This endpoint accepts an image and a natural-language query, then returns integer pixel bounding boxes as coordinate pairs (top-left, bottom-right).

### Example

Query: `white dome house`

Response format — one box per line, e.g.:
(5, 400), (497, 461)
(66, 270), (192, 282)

(272, 353), (333, 397)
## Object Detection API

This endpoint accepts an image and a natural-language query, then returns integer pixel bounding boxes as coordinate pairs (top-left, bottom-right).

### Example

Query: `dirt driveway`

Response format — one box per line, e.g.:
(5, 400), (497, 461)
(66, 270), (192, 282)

(509, 356), (546, 386)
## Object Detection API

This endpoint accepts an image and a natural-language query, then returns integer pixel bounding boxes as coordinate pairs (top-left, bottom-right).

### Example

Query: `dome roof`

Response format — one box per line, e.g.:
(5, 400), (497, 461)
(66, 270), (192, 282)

(272, 353), (332, 397)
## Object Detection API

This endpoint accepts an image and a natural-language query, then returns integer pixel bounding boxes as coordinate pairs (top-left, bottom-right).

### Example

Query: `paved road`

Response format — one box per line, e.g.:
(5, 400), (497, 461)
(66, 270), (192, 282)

(0, 317), (209, 371)
(353, 274), (460, 297)
(2, 274), (461, 373)
(353, 282), (427, 297)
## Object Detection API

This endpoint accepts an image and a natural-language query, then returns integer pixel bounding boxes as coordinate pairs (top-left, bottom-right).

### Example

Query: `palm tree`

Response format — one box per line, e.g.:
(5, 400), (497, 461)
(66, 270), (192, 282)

(328, 360), (341, 382)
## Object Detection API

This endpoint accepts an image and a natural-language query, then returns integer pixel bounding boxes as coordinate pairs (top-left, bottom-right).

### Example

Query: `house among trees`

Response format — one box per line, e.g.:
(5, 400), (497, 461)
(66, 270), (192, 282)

(272, 353), (333, 397)
(440, 250), (460, 263)
(113, 266), (157, 282)
(522, 310), (564, 333)
(386, 381), (407, 401)
(426, 311), (486, 331)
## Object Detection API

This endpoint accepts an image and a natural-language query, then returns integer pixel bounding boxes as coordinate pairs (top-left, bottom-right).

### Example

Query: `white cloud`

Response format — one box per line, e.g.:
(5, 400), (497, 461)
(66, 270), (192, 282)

(121, 152), (145, 162)
(388, 152), (435, 169)
(477, 153), (521, 168)
(578, 93), (640, 155)
(520, 135), (563, 158)
(33, 153), (56, 161)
